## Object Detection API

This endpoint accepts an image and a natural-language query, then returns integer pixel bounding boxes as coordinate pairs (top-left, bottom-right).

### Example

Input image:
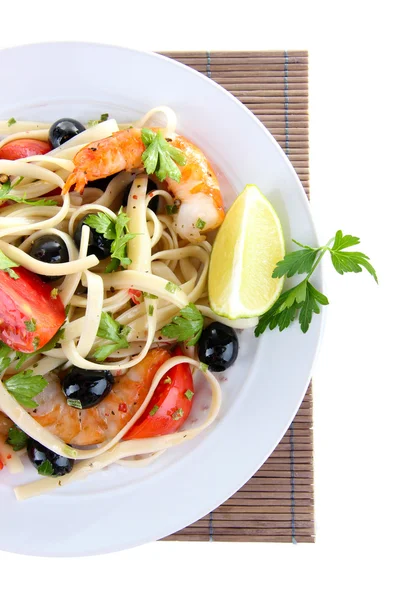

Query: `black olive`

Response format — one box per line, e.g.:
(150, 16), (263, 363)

(29, 234), (69, 282)
(27, 439), (74, 477)
(198, 323), (239, 372)
(122, 177), (159, 212)
(87, 174), (115, 191)
(49, 118), (85, 148)
(62, 367), (114, 409)
(74, 219), (112, 260)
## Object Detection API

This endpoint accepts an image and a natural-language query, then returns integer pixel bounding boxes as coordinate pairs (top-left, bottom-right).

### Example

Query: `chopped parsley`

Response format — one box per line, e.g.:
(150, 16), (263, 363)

(199, 362), (208, 372)
(196, 218), (206, 230)
(166, 204), (178, 215)
(51, 288), (59, 299)
(7, 117), (16, 127)
(87, 113), (109, 127)
(6, 426), (29, 451)
(67, 398), (83, 409)
(165, 281), (180, 294)
(148, 304), (154, 316)
(149, 404), (159, 416)
(171, 408), (184, 420)
(184, 389), (194, 401)
(143, 292), (158, 299)
(24, 318), (36, 333)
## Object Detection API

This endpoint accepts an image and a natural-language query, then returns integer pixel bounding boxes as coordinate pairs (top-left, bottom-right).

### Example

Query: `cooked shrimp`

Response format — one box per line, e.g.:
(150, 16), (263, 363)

(62, 128), (225, 240)
(27, 348), (169, 446)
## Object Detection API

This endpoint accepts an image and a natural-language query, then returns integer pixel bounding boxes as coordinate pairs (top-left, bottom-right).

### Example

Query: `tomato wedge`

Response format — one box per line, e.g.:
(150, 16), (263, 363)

(0, 267), (65, 353)
(124, 348), (194, 439)
(0, 139), (51, 161)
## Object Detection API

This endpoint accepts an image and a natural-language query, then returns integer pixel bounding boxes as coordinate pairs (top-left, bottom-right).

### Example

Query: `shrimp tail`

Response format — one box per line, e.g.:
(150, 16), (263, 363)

(62, 171), (87, 195)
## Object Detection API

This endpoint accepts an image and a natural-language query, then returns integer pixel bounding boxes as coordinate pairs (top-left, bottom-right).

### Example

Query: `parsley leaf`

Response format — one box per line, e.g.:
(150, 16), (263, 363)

(149, 404), (159, 416)
(329, 230), (378, 283)
(87, 113), (109, 127)
(7, 117), (16, 126)
(273, 247), (319, 278)
(184, 389), (194, 400)
(4, 370), (48, 409)
(0, 342), (12, 374)
(141, 129), (186, 183)
(161, 303), (204, 346)
(84, 209), (138, 273)
(93, 312), (131, 361)
(6, 426), (29, 451)
(0, 249), (19, 280)
(256, 230), (376, 336)
(0, 177), (56, 207)
(38, 460), (54, 476)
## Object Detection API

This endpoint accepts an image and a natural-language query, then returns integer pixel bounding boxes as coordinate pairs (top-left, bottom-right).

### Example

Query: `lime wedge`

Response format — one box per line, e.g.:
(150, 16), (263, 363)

(208, 184), (285, 319)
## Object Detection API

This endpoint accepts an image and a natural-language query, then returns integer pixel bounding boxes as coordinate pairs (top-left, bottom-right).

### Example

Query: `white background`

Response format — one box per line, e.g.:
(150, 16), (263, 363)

(0, 1), (396, 597)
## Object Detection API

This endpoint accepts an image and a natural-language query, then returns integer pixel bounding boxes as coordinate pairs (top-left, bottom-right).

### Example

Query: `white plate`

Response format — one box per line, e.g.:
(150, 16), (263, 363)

(0, 42), (322, 557)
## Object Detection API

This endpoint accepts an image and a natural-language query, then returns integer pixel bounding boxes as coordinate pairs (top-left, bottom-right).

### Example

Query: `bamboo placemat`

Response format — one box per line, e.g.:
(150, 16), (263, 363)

(161, 51), (313, 543)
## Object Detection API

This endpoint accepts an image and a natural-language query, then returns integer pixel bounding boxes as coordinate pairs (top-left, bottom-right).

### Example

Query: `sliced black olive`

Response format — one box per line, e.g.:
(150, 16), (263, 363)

(29, 234), (69, 282)
(49, 118), (85, 148)
(27, 439), (74, 477)
(74, 219), (112, 260)
(62, 367), (114, 409)
(198, 323), (239, 372)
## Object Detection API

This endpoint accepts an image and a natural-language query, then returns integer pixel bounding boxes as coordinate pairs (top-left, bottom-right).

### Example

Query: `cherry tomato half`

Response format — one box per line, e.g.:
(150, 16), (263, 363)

(0, 267), (65, 353)
(124, 348), (194, 439)
(0, 139), (52, 161)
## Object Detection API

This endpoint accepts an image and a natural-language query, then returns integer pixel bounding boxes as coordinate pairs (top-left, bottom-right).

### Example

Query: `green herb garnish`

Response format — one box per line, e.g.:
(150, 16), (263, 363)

(93, 312), (131, 362)
(37, 460), (54, 477)
(0, 342), (12, 373)
(7, 117), (16, 126)
(0, 249), (19, 280)
(67, 398), (83, 409)
(199, 362), (208, 372)
(0, 177), (56, 207)
(6, 426), (28, 451)
(148, 304), (154, 316)
(149, 405), (159, 416)
(165, 281), (180, 294)
(161, 303), (204, 346)
(184, 389), (194, 401)
(84, 208), (138, 273)
(141, 129), (186, 183)
(255, 231), (377, 336)
(24, 318), (36, 333)
(4, 370), (48, 409)
(166, 204), (178, 215)
(171, 408), (184, 420)
(196, 218), (206, 230)
(87, 113), (109, 127)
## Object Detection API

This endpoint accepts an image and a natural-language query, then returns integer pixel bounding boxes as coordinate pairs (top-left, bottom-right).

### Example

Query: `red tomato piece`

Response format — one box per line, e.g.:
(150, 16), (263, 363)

(0, 139), (52, 161)
(124, 348), (194, 439)
(0, 267), (65, 353)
